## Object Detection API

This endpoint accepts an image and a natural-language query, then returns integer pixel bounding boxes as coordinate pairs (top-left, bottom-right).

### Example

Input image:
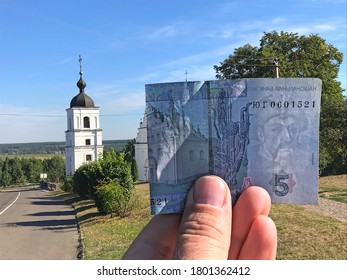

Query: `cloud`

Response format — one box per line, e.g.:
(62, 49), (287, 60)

(93, 88), (145, 114)
(51, 57), (73, 66)
(138, 20), (195, 43)
(138, 72), (159, 82)
(217, 2), (241, 13)
(313, 24), (336, 31)
(142, 25), (179, 41)
(272, 17), (288, 24)
(88, 83), (122, 98)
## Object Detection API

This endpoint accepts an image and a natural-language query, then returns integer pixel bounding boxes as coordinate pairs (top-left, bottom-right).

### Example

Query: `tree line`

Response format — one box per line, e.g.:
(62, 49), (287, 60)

(0, 156), (65, 187)
(0, 140), (128, 155)
(0, 139), (137, 188)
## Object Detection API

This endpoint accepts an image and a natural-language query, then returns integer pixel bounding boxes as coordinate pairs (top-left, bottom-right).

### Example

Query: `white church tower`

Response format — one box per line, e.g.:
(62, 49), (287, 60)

(65, 56), (103, 176)
(134, 112), (148, 181)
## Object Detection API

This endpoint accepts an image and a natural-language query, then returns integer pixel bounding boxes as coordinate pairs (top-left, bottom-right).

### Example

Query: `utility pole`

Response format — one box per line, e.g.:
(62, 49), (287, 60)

(273, 58), (279, 78)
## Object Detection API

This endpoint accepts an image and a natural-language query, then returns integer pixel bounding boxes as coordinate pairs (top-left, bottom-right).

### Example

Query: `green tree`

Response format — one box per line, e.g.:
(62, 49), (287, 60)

(21, 158), (43, 183)
(8, 157), (25, 185)
(123, 139), (139, 182)
(43, 156), (65, 182)
(214, 31), (346, 175)
(1, 158), (12, 187)
(0, 159), (3, 184)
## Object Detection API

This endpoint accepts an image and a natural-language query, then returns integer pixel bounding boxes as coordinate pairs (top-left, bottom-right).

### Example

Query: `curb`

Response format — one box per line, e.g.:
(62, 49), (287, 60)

(72, 202), (85, 260)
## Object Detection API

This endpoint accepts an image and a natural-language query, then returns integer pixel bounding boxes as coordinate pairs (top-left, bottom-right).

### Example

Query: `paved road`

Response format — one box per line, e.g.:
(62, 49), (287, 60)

(0, 188), (79, 259)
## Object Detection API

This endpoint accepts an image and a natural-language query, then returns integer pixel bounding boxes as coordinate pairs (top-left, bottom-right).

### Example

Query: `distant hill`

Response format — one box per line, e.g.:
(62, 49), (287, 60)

(0, 140), (130, 155)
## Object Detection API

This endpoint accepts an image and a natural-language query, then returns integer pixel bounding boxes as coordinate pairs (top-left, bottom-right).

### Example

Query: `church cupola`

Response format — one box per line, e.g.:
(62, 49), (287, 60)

(70, 55), (95, 108)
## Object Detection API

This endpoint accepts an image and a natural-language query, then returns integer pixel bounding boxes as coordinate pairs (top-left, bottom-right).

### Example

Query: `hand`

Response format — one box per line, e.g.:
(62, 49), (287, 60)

(123, 175), (277, 260)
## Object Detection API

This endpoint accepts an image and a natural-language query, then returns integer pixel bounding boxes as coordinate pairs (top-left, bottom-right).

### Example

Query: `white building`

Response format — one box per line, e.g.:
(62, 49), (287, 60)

(65, 62), (103, 176)
(134, 113), (149, 181)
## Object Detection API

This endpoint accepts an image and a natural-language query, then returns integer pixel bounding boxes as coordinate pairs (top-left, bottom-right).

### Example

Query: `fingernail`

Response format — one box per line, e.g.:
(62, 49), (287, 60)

(193, 176), (227, 208)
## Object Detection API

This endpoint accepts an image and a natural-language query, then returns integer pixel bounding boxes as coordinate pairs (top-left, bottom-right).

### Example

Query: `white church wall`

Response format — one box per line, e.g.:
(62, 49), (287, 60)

(65, 107), (103, 176)
(134, 114), (149, 182)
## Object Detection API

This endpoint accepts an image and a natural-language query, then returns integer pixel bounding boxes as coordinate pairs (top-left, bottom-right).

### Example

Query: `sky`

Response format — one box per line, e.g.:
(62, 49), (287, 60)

(0, 0), (346, 144)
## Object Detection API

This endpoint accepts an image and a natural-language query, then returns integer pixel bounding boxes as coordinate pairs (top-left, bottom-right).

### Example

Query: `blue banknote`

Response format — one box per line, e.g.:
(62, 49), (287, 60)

(146, 78), (322, 214)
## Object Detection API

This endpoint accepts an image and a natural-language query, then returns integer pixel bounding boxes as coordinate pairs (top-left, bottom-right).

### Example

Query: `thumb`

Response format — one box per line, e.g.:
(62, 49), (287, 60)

(173, 176), (232, 259)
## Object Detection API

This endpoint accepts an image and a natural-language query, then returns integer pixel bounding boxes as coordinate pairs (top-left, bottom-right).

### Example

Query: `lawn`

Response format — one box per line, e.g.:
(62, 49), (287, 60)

(318, 174), (347, 203)
(73, 183), (152, 260)
(72, 175), (347, 260)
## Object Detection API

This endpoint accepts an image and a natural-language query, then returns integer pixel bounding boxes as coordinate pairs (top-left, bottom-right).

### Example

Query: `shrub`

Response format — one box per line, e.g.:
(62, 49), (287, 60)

(73, 150), (133, 199)
(72, 150), (136, 215)
(95, 180), (137, 217)
(73, 160), (102, 197)
(62, 176), (74, 193)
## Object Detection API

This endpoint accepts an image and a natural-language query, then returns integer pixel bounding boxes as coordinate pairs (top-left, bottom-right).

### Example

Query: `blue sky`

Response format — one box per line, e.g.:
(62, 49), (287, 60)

(0, 0), (346, 144)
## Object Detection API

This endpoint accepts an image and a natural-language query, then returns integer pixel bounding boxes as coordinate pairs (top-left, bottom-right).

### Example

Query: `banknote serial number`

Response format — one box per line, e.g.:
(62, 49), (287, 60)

(252, 100), (316, 109)
(190, 266), (250, 276)
(150, 197), (169, 207)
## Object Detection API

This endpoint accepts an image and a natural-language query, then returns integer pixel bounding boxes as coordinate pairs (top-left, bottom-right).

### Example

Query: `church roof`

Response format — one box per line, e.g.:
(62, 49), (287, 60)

(70, 56), (95, 108)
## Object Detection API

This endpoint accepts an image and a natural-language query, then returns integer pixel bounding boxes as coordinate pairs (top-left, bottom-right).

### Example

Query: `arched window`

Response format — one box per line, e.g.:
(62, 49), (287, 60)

(83, 117), (90, 128)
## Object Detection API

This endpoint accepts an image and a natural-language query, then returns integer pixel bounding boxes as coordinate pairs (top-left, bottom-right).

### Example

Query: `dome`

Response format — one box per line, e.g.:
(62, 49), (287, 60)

(70, 74), (95, 108)
(70, 92), (95, 108)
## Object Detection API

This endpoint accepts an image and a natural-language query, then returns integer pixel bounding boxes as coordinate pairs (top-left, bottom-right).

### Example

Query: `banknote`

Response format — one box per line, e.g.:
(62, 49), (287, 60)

(146, 78), (322, 214)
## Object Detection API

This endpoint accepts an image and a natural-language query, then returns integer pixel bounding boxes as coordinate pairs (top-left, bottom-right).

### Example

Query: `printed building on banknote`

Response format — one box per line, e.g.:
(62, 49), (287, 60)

(146, 99), (208, 184)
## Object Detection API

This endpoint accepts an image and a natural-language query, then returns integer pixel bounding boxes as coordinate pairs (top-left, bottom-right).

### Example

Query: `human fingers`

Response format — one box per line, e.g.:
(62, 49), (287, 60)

(122, 214), (181, 259)
(238, 214), (277, 259)
(228, 186), (273, 259)
(172, 175), (232, 259)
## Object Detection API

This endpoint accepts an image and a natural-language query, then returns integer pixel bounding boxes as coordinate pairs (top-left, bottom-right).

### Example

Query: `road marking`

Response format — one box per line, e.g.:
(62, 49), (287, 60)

(0, 192), (20, 216)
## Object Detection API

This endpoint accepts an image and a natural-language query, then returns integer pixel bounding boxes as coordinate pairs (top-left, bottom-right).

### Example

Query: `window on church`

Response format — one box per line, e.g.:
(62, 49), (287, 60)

(86, 155), (92, 161)
(85, 139), (91, 145)
(200, 150), (204, 160)
(84, 117), (90, 128)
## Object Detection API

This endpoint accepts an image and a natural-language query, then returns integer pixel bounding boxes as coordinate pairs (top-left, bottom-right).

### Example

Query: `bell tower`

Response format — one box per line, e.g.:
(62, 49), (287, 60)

(65, 56), (103, 176)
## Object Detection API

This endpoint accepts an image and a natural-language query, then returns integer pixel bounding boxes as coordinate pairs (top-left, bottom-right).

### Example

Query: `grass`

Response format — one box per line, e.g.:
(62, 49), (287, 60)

(72, 176), (346, 260)
(270, 204), (346, 259)
(318, 174), (347, 203)
(73, 183), (152, 260)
